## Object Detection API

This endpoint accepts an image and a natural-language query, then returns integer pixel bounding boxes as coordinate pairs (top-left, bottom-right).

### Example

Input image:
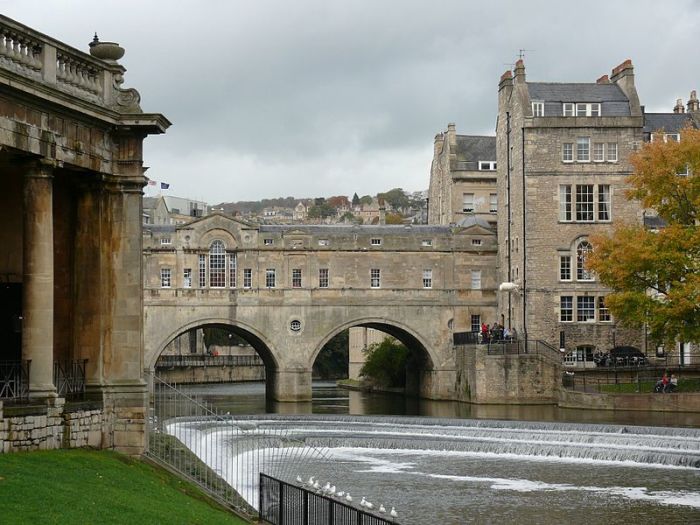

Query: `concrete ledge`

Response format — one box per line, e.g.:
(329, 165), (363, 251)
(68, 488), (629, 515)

(559, 389), (700, 412)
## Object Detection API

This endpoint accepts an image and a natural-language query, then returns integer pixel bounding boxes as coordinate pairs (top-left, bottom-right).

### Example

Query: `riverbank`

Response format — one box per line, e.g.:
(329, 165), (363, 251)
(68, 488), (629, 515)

(336, 378), (405, 395)
(0, 449), (249, 524)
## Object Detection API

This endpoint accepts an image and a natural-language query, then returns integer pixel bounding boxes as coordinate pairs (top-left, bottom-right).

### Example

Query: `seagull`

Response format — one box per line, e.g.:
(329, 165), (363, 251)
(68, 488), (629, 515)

(329, 485), (336, 496)
(307, 476), (314, 487)
(313, 480), (320, 491)
(360, 497), (367, 507)
(296, 475), (303, 484)
(345, 493), (352, 503)
(390, 507), (398, 518)
(379, 504), (386, 513)
(336, 491), (345, 498)
(323, 482), (331, 493)
(365, 501), (374, 510)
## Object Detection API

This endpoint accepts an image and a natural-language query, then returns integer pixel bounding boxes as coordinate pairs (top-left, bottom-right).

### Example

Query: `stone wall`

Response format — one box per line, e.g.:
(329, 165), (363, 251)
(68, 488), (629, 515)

(156, 365), (265, 384)
(559, 389), (700, 413)
(0, 400), (106, 453)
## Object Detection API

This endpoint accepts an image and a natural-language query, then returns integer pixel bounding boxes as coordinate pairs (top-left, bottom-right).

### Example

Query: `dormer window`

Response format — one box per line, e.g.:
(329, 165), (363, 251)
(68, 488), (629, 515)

(263, 238), (273, 246)
(478, 161), (497, 171)
(160, 237), (171, 245)
(563, 103), (575, 116)
(370, 238), (382, 246)
(576, 103), (601, 117)
(532, 101), (544, 117)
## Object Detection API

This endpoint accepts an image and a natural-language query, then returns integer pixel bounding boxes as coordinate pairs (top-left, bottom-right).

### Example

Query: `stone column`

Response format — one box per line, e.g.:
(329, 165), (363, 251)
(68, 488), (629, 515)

(23, 161), (57, 399)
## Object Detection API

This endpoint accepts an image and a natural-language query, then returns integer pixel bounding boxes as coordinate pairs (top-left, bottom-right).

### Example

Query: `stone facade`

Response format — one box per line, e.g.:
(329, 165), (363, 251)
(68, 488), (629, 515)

(143, 214), (499, 401)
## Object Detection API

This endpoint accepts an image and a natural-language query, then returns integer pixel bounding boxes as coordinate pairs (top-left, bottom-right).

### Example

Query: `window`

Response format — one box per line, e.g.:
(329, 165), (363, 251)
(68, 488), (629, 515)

(575, 103), (601, 117)
(490, 193), (498, 213)
(593, 143), (605, 162)
(370, 238), (382, 246)
(607, 143), (618, 162)
(318, 239), (329, 246)
(183, 268), (192, 288)
(229, 253), (237, 288)
(576, 137), (590, 161)
(559, 185), (572, 221)
(577, 296), (595, 322)
(471, 270), (481, 290)
(243, 268), (252, 289)
(478, 161), (497, 171)
(209, 240), (226, 288)
(665, 133), (680, 143)
(576, 241), (593, 281)
(575, 185), (594, 221)
(160, 237), (171, 245)
(160, 268), (171, 288)
(599, 296), (611, 322)
(598, 185), (610, 221)
(472, 239), (482, 246)
(421, 239), (433, 247)
(462, 193), (474, 213)
(576, 346), (595, 362)
(423, 269), (433, 289)
(290, 320), (301, 332)
(471, 315), (481, 333)
(532, 101), (544, 116)
(292, 268), (302, 288)
(563, 103), (575, 116)
(264, 238), (273, 246)
(265, 268), (276, 288)
(560, 255), (571, 281)
(198, 254), (206, 287)
(370, 268), (381, 288)
(559, 331), (566, 351)
(562, 143), (573, 162)
(319, 268), (329, 288)
(560, 296), (573, 322)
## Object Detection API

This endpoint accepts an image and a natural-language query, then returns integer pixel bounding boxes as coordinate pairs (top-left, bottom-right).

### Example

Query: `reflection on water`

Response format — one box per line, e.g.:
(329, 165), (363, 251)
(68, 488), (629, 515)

(177, 380), (700, 428)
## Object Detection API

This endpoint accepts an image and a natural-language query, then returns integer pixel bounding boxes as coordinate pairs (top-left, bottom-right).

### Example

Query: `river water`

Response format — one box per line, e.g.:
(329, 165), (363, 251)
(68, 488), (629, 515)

(169, 381), (700, 524)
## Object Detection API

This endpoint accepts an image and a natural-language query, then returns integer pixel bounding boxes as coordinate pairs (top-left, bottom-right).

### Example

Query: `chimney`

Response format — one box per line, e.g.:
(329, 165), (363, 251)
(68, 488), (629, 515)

(674, 98), (685, 114)
(434, 132), (444, 156)
(514, 59), (526, 83)
(610, 59), (641, 116)
(378, 199), (386, 225)
(447, 122), (457, 147)
(596, 74), (610, 84)
(688, 90), (699, 113)
(498, 69), (513, 93)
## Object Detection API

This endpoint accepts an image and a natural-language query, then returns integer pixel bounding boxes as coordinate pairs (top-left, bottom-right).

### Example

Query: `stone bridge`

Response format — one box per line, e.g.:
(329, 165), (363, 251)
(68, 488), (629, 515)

(143, 215), (499, 401)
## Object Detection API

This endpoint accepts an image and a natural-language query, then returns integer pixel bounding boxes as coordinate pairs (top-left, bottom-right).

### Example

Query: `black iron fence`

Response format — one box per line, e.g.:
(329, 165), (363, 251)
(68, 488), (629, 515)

(453, 331), (480, 345)
(486, 339), (562, 362)
(259, 474), (399, 525)
(155, 354), (264, 368)
(54, 359), (87, 400)
(562, 368), (698, 394)
(0, 360), (30, 400)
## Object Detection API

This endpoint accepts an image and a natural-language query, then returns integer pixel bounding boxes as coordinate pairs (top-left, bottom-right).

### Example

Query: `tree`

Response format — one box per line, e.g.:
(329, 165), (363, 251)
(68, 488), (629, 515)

(385, 212), (404, 224)
(307, 198), (336, 219)
(327, 195), (350, 209)
(587, 127), (700, 347)
(378, 188), (410, 211)
(359, 337), (410, 387)
(313, 330), (349, 379)
(359, 195), (373, 205)
(352, 193), (360, 207)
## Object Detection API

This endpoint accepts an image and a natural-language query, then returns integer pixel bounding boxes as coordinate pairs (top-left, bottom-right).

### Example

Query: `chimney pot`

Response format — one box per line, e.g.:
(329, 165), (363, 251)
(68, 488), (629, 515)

(674, 98), (685, 113)
(687, 90), (699, 113)
(596, 74), (610, 84)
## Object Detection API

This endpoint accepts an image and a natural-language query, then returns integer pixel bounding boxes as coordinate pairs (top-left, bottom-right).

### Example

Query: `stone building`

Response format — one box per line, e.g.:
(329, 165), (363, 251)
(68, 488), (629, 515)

(428, 124), (497, 227)
(0, 15), (168, 453)
(143, 195), (208, 226)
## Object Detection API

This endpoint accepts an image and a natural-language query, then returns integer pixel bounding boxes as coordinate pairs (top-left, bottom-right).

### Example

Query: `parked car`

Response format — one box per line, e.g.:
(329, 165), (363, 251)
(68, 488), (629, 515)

(595, 346), (647, 367)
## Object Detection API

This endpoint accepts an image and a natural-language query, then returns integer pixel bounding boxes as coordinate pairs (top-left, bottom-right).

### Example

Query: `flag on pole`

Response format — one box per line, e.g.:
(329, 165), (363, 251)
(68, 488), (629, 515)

(147, 180), (156, 186)
(160, 182), (170, 189)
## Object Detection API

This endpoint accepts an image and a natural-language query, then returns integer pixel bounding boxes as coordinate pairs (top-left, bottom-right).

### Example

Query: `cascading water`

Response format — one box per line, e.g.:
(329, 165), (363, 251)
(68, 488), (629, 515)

(165, 414), (700, 524)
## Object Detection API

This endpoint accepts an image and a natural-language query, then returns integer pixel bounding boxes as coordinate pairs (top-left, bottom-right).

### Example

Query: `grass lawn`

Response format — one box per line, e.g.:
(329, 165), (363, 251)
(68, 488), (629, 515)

(0, 449), (250, 525)
(600, 378), (700, 394)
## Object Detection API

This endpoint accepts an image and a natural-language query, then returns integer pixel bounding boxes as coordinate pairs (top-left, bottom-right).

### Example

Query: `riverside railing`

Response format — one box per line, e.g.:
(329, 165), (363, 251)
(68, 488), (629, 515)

(155, 354), (265, 368)
(146, 375), (347, 519)
(0, 360), (30, 400)
(53, 359), (87, 400)
(486, 339), (562, 362)
(562, 367), (698, 393)
(259, 473), (400, 525)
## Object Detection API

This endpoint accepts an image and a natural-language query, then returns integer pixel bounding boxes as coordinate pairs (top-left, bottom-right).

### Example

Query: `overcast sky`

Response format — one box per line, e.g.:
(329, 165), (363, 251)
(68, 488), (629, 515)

(3, 1), (699, 203)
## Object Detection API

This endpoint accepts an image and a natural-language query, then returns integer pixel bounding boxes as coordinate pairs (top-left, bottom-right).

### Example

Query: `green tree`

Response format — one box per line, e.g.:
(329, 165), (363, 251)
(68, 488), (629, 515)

(588, 126), (700, 347)
(359, 195), (373, 205)
(313, 330), (349, 379)
(359, 337), (410, 387)
(385, 212), (404, 224)
(307, 199), (336, 218)
(378, 188), (410, 211)
(352, 193), (360, 206)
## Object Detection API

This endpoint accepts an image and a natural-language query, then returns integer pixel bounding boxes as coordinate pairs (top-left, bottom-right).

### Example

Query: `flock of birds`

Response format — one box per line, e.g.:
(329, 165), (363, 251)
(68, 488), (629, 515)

(296, 475), (399, 519)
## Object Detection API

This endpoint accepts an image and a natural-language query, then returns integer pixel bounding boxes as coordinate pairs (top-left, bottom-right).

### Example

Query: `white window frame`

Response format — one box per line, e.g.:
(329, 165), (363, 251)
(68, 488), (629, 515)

(292, 268), (302, 288)
(422, 269), (433, 289)
(160, 268), (171, 288)
(229, 253), (237, 288)
(598, 185), (611, 222)
(593, 142), (605, 162)
(560, 255), (572, 281)
(421, 239), (433, 247)
(462, 193), (474, 213)
(263, 238), (273, 246)
(576, 103), (601, 117)
(319, 268), (329, 288)
(265, 268), (276, 288)
(560, 296), (573, 322)
(559, 185), (572, 222)
(563, 103), (575, 116)
(198, 254), (206, 287)
(489, 193), (498, 213)
(575, 185), (594, 222)
(471, 270), (482, 290)
(598, 296), (611, 322)
(576, 137), (590, 162)
(243, 268), (252, 289)
(370, 238), (382, 246)
(160, 237), (172, 245)
(562, 143), (573, 163)
(183, 268), (192, 288)
(478, 161), (497, 171)
(576, 241), (594, 281)
(472, 238), (482, 246)
(318, 239), (330, 246)
(606, 142), (618, 162)
(577, 296), (596, 322)
(370, 268), (381, 289)
(532, 101), (544, 117)
(209, 240), (226, 288)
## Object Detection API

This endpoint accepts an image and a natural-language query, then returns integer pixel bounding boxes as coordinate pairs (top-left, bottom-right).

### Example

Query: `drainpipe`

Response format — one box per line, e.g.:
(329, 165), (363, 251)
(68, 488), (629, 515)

(506, 112), (512, 329)
(522, 128), (528, 343)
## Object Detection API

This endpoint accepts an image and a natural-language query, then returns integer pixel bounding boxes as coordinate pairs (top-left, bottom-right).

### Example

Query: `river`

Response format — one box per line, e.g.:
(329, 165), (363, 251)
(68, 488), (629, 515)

(167, 381), (700, 524)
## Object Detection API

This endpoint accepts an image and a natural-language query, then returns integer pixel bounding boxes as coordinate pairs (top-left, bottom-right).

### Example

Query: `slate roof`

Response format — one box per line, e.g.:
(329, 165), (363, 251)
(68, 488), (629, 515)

(450, 135), (496, 170)
(259, 224), (453, 235)
(643, 215), (667, 230)
(456, 215), (495, 231)
(643, 113), (696, 134)
(527, 82), (631, 117)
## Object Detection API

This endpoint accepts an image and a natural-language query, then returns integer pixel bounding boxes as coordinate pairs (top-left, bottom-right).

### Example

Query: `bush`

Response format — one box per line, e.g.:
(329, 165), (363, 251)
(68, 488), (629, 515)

(359, 338), (410, 387)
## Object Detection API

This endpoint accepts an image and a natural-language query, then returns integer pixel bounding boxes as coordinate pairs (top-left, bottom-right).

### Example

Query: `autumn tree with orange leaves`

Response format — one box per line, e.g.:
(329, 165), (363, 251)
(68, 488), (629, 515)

(587, 127), (700, 347)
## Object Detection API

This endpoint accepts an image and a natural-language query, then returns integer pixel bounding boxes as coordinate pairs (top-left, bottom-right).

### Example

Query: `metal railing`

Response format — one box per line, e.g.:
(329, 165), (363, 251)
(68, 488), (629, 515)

(562, 368), (698, 393)
(486, 339), (562, 362)
(260, 474), (399, 525)
(155, 354), (264, 368)
(0, 360), (30, 400)
(54, 359), (87, 400)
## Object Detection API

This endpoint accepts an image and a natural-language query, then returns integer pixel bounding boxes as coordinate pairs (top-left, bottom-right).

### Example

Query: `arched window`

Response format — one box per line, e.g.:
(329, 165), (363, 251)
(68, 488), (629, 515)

(576, 241), (593, 281)
(209, 240), (226, 287)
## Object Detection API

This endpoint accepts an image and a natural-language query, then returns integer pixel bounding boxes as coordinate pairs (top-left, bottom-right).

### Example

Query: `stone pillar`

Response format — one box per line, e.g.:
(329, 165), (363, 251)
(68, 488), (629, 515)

(266, 368), (312, 402)
(23, 161), (57, 399)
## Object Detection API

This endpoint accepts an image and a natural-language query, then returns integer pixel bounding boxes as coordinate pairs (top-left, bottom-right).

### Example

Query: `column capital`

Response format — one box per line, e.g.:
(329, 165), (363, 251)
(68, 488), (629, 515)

(23, 158), (58, 179)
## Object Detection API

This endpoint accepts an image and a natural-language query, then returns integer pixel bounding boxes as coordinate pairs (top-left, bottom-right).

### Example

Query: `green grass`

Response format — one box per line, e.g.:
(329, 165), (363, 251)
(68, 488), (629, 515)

(600, 378), (700, 394)
(0, 449), (250, 525)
